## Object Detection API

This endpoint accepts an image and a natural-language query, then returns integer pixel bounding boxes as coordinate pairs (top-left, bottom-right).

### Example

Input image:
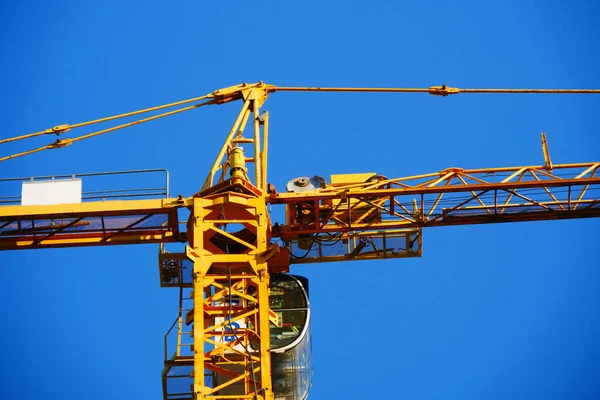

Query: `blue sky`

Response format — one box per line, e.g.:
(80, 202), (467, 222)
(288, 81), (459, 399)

(1, 1), (599, 399)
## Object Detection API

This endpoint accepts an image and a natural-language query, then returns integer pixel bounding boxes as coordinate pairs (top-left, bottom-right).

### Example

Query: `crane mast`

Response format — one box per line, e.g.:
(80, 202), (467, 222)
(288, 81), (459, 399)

(0, 82), (599, 400)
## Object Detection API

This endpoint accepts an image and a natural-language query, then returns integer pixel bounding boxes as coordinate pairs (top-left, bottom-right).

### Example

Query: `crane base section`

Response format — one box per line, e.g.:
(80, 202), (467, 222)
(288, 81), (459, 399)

(0, 198), (182, 250)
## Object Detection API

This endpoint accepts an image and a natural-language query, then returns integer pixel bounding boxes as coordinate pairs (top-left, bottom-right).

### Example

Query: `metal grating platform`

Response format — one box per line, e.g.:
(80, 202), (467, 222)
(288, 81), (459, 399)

(0, 198), (183, 250)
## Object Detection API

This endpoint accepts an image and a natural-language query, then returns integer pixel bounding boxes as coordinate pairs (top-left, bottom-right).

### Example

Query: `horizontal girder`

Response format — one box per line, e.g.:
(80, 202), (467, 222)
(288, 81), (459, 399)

(272, 163), (600, 238)
(0, 198), (183, 250)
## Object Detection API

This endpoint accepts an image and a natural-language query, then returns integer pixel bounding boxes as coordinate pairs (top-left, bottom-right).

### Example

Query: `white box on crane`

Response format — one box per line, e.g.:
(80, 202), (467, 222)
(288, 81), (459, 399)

(21, 179), (82, 206)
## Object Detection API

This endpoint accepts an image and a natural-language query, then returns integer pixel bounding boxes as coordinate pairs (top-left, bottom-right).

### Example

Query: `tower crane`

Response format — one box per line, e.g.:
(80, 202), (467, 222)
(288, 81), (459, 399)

(1, 82), (599, 400)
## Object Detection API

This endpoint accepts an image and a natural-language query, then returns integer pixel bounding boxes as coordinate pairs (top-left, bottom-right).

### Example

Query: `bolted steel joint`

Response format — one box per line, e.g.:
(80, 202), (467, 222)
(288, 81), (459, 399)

(429, 85), (460, 96)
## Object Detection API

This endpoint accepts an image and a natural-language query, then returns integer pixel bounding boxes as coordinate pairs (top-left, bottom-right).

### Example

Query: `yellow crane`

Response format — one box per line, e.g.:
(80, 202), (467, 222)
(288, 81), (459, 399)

(1, 82), (599, 400)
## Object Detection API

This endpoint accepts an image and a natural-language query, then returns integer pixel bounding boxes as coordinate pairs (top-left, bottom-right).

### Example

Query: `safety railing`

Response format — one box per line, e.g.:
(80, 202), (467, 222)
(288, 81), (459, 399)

(0, 168), (169, 205)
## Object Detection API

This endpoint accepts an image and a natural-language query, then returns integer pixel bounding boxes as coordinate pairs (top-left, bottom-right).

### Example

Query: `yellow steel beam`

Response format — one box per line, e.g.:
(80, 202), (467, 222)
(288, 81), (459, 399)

(0, 198), (184, 219)
(203, 99), (252, 190)
(261, 112), (269, 191)
(190, 197), (209, 399)
(253, 98), (262, 191)
(274, 175), (600, 201)
(0, 231), (177, 250)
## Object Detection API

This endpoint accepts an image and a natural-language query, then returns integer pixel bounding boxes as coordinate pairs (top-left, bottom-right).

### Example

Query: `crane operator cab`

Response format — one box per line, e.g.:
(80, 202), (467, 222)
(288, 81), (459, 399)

(261, 273), (313, 400)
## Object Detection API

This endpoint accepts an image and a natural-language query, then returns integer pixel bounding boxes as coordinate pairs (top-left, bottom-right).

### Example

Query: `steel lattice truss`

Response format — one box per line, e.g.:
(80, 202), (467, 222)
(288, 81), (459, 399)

(274, 162), (600, 237)
(0, 198), (182, 250)
(2, 81), (600, 400)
